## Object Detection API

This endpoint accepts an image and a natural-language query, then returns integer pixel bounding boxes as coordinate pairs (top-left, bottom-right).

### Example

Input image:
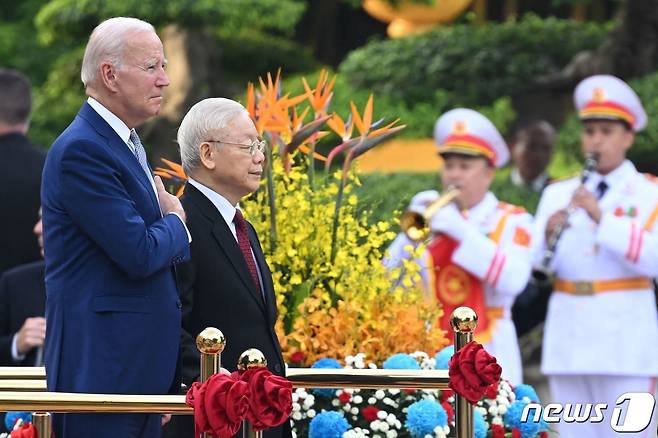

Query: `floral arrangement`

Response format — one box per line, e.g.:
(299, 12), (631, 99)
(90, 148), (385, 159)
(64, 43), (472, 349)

(1, 412), (36, 438)
(156, 70), (450, 364)
(291, 347), (550, 438)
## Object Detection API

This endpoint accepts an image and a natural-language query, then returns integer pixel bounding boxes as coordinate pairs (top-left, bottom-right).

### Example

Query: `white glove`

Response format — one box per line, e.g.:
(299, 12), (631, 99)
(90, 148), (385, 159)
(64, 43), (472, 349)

(408, 190), (439, 214)
(429, 203), (471, 241)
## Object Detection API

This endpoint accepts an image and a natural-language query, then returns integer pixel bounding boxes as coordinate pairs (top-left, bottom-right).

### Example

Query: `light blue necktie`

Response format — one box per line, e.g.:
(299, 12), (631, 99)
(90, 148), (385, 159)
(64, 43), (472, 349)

(129, 129), (160, 213)
(129, 129), (154, 183)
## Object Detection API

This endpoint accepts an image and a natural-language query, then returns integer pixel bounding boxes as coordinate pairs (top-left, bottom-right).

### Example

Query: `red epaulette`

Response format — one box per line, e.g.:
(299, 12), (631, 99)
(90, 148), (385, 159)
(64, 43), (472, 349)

(644, 173), (658, 184)
(497, 201), (527, 215)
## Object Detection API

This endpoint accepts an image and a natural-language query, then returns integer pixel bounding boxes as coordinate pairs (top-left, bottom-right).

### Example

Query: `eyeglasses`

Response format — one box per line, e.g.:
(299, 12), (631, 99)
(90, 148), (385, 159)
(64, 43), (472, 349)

(205, 139), (267, 156)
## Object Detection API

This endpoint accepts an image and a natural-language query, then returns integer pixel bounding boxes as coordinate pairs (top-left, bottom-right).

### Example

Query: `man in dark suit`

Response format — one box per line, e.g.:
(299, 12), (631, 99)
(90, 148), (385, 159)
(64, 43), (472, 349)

(163, 98), (290, 438)
(0, 215), (46, 367)
(0, 216), (46, 434)
(0, 69), (45, 275)
(41, 17), (190, 438)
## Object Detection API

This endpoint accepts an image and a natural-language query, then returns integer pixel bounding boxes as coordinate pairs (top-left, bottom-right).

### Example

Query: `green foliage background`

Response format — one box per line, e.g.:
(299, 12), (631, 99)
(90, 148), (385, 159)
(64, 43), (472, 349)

(339, 14), (610, 106)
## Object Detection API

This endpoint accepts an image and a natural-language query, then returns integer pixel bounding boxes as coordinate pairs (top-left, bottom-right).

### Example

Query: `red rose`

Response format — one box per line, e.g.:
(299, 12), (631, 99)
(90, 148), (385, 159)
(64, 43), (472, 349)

(338, 391), (352, 404)
(441, 389), (454, 401)
(241, 367), (293, 431)
(290, 351), (306, 364)
(512, 428), (521, 438)
(441, 400), (454, 424)
(484, 383), (499, 400)
(491, 424), (505, 438)
(448, 341), (502, 404)
(185, 374), (250, 438)
(9, 423), (37, 438)
(540, 433), (548, 438)
(362, 406), (380, 422)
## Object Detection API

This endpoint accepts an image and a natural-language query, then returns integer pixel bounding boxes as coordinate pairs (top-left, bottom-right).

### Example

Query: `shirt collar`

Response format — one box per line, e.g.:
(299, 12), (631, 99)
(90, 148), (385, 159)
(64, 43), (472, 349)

(187, 178), (240, 227)
(87, 97), (131, 145)
(511, 167), (549, 192)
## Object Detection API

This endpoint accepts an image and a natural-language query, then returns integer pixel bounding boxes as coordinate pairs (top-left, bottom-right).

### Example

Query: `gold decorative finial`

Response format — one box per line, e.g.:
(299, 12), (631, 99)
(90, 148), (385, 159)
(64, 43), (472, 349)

(237, 348), (267, 371)
(196, 327), (226, 355)
(450, 306), (478, 333)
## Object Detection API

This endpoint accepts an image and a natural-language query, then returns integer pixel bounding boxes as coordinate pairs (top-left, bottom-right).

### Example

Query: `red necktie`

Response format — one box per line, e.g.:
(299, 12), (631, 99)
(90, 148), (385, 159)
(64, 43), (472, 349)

(233, 209), (263, 296)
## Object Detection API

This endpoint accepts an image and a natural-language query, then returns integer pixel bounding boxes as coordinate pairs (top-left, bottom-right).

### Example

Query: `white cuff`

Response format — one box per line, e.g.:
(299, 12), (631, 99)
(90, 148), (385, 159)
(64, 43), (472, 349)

(168, 212), (192, 243)
(11, 333), (26, 362)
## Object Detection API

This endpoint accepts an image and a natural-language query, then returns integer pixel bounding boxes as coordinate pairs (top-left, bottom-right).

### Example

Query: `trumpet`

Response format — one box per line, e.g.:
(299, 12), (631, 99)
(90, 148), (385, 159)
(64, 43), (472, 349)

(531, 152), (600, 287)
(400, 186), (461, 241)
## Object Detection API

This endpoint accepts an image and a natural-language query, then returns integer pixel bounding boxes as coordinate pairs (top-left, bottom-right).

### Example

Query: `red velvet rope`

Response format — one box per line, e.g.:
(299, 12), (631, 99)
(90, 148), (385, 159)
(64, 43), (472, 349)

(448, 341), (502, 404)
(10, 423), (38, 438)
(186, 368), (293, 438)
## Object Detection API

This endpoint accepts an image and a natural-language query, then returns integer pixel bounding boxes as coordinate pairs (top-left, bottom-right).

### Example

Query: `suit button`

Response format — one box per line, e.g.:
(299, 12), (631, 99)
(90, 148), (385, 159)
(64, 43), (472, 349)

(176, 300), (182, 309)
(274, 363), (282, 373)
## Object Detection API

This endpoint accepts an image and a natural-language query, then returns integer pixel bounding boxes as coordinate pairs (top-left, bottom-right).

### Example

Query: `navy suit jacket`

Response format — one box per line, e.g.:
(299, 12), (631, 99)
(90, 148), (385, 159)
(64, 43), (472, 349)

(41, 102), (189, 436)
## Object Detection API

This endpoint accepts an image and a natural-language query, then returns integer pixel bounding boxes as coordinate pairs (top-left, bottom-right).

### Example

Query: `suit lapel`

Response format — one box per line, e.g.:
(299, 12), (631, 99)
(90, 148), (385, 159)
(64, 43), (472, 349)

(186, 185), (267, 315)
(77, 103), (161, 216)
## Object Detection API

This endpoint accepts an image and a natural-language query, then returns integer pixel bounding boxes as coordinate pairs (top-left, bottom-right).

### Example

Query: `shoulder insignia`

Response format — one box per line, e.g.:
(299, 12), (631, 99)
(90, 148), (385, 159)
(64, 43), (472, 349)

(644, 173), (658, 184)
(497, 201), (527, 215)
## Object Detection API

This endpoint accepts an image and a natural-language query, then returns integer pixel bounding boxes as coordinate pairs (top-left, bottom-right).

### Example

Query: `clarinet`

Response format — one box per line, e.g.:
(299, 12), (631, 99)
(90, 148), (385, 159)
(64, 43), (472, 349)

(531, 152), (600, 287)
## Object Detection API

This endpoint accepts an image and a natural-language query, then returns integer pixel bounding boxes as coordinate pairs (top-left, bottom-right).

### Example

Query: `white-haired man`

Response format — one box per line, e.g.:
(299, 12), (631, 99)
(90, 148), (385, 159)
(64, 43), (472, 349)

(41, 17), (190, 438)
(163, 98), (291, 438)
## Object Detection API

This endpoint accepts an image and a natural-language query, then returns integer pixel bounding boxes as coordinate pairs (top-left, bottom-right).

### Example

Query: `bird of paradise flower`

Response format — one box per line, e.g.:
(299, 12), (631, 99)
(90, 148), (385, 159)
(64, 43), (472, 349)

(155, 69), (405, 264)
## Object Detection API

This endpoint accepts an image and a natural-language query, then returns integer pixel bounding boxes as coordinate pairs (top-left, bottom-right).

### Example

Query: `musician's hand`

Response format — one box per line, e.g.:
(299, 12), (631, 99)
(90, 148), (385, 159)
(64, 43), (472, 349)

(408, 190), (440, 214)
(571, 186), (602, 223)
(429, 203), (470, 241)
(545, 209), (568, 244)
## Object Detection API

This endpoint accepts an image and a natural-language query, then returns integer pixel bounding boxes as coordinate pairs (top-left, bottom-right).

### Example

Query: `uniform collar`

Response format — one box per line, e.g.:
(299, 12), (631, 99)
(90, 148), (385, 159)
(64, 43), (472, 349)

(464, 191), (498, 225)
(587, 159), (636, 191)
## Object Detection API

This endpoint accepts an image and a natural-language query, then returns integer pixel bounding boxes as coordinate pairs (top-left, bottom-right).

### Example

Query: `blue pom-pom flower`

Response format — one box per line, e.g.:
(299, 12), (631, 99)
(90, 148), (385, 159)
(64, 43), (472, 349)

(473, 409), (488, 438)
(309, 411), (350, 438)
(4, 411), (32, 431)
(405, 399), (448, 437)
(514, 384), (540, 403)
(434, 345), (454, 370)
(504, 400), (541, 438)
(383, 353), (420, 370)
(311, 358), (342, 397)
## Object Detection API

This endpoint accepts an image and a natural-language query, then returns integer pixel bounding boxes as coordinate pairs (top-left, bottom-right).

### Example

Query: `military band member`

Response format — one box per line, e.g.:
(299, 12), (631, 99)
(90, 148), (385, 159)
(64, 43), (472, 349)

(533, 75), (658, 438)
(385, 108), (533, 385)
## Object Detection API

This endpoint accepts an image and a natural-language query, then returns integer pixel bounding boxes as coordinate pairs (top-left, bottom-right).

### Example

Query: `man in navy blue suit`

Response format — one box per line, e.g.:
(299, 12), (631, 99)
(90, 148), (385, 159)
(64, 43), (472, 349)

(41, 17), (190, 438)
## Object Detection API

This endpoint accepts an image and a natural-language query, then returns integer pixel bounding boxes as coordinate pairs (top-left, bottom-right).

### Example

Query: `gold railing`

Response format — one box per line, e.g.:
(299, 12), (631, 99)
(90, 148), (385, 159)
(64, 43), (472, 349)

(0, 307), (479, 438)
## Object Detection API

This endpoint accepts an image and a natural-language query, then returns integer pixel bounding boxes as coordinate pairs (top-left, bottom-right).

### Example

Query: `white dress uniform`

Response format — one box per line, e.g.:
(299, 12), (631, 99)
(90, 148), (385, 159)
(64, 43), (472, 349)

(533, 75), (658, 438)
(385, 109), (533, 385)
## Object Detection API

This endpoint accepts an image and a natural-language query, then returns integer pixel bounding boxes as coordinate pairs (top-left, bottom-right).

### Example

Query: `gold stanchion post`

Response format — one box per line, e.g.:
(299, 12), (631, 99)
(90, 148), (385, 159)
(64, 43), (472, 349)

(238, 348), (267, 438)
(196, 327), (226, 383)
(450, 306), (478, 438)
(196, 327), (226, 438)
(32, 412), (51, 437)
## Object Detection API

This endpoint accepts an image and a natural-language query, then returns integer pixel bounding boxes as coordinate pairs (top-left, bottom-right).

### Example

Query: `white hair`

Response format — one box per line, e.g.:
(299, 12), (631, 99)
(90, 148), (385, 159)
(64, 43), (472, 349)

(81, 17), (155, 88)
(178, 98), (249, 175)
